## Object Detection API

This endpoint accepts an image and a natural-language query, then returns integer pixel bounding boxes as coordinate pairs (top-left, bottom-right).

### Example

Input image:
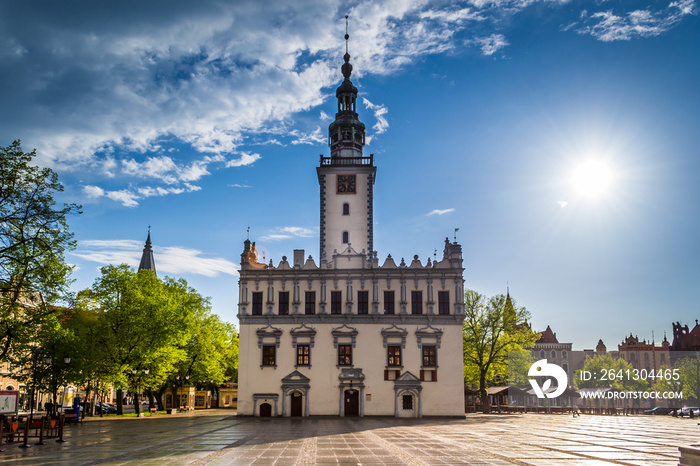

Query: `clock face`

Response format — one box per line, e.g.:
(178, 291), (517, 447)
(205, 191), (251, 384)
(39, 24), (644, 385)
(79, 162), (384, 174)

(336, 174), (356, 194)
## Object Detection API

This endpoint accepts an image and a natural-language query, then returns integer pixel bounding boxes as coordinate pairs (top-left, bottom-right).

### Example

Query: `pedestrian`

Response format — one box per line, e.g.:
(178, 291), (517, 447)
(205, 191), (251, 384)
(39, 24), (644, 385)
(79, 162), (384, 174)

(73, 394), (82, 422)
(38, 401), (42, 411)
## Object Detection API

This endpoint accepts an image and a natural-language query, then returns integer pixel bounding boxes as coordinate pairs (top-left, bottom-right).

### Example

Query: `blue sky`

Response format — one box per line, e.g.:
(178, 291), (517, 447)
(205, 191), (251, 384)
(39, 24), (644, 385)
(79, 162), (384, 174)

(1, 0), (698, 350)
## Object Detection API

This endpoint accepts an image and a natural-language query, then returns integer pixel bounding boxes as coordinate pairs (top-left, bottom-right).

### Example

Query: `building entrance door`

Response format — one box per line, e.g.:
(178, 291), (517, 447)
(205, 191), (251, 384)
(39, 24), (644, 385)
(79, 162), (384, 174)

(344, 389), (359, 417)
(259, 403), (272, 417)
(290, 393), (302, 417)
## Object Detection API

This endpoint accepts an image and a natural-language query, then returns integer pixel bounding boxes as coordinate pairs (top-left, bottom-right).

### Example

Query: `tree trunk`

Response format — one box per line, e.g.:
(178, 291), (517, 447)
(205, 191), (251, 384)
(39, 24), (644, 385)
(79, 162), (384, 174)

(116, 388), (124, 415)
(155, 385), (166, 411)
(480, 371), (491, 414)
(147, 390), (155, 410)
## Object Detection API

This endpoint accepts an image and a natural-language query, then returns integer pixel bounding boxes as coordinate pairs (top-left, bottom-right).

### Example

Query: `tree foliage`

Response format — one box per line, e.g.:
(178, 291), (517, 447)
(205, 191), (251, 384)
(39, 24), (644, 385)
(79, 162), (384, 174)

(0, 140), (80, 360)
(463, 290), (539, 413)
(677, 354), (700, 402)
(71, 264), (239, 413)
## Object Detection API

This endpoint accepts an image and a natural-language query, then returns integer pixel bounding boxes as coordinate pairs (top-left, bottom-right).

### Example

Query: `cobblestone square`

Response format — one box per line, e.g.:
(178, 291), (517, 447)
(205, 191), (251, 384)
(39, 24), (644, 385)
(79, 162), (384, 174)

(0, 410), (695, 465)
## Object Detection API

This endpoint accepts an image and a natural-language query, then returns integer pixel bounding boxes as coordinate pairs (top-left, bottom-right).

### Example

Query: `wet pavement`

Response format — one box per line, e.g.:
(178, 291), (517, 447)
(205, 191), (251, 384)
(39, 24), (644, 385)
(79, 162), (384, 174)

(0, 410), (696, 465)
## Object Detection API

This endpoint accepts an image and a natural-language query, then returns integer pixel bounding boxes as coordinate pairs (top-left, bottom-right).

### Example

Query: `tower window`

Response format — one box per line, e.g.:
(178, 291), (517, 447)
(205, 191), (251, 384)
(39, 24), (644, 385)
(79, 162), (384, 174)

(342, 231), (349, 244)
(343, 203), (350, 215)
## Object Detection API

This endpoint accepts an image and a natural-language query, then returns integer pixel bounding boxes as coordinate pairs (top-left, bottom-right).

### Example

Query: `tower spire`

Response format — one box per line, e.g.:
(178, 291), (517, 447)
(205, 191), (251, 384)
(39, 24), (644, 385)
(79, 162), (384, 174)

(138, 228), (156, 274)
(328, 15), (365, 158)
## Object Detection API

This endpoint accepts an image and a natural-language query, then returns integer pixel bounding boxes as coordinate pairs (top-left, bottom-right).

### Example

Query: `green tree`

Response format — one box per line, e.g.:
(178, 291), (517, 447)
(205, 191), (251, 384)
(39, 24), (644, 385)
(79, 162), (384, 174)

(0, 140), (80, 360)
(76, 265), (198, 415)
(677, 354), (700, 403)
(463, 290), (539, 413)
(11, 311), (76, 414)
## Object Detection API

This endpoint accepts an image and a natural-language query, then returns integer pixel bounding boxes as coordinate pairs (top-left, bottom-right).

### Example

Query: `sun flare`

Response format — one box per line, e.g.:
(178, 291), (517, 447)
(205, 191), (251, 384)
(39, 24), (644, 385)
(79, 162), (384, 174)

(571, 160), (613, 197)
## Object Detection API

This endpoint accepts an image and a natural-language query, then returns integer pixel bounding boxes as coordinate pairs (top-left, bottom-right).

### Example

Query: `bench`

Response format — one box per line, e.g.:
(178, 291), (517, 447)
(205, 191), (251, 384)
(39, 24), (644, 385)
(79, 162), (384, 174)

(149, 408), (157, 415)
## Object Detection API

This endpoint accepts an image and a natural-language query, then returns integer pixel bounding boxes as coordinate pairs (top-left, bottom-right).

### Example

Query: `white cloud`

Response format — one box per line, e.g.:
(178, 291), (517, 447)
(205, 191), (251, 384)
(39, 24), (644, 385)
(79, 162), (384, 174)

(229, 183), (251, 188)
(0, 0), (694, 193)
(280, 227), (315, 237)
(260, 234), (293, 241)
(261, 226), (317, 241)
(290, 127), (326, 145)
(226, 152), (261, 168)
(362, 98), (389, 135)
(472, 34), (509, 56)
(427, 208), (455, 216)
(105, 190), (140, 208)
(319, 110), (333, 122)
(576, 1), (696, 41)
(557, 200), (568, 208)
(74, 239), (238, 277)
(83, 185), (105, 198)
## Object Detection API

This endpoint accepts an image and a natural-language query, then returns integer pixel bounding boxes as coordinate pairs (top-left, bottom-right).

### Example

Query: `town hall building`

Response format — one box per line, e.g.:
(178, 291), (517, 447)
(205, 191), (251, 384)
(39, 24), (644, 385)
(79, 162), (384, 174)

(237, 29), (465, 418)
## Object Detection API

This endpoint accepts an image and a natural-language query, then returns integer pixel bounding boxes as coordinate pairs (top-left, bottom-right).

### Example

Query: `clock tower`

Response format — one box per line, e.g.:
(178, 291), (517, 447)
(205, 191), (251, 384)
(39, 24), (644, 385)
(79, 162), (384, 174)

(317, 19), (376, 265)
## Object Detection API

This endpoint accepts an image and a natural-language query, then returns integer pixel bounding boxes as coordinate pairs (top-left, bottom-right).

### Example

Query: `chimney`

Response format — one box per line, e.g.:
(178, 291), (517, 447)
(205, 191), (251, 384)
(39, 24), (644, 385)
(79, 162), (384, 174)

(293, 249), (305, 268)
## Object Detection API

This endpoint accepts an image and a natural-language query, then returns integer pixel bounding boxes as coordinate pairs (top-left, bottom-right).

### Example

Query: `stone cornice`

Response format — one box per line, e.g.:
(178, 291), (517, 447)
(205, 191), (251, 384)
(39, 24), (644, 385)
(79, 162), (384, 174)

(240, 314), (464, 326)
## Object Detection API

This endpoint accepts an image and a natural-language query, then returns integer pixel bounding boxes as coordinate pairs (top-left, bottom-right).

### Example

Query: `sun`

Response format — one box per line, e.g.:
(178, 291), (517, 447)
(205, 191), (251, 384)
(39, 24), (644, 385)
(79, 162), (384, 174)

(571, 160), (613, 197)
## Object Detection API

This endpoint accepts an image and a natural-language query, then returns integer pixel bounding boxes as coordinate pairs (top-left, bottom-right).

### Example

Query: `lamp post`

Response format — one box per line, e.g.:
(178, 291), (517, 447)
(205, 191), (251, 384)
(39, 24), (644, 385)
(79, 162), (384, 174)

(175, 374), (190, 410)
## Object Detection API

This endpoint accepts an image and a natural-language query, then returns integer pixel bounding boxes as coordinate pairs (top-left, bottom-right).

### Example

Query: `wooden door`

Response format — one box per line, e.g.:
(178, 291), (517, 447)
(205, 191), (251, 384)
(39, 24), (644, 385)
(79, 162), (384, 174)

(344, 389), (359, 417)
(290, 393), (302, 417)
(260, 403), (272, 417)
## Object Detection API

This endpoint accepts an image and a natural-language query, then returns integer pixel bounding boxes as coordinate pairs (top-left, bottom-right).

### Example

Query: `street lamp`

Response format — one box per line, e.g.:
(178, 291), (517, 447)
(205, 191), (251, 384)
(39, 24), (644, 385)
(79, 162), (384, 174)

(175, 374), (190, 410)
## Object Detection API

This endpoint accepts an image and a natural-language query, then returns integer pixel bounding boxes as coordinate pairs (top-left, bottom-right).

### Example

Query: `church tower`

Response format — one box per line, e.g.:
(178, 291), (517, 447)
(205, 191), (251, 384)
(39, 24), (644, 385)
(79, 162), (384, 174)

(317, 17), (376, 265)
(138, 229), (156, 273)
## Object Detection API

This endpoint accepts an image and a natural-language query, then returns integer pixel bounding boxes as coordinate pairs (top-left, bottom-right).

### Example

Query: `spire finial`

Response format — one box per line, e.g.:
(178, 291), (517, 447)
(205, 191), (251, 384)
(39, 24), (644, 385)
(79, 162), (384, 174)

(345, 15), (349, 54)
(341, 15), (353, 79)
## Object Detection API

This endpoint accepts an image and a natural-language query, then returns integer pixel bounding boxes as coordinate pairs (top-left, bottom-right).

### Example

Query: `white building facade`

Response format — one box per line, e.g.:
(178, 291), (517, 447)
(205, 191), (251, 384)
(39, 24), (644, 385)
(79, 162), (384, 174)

(237, 37), (465, 418)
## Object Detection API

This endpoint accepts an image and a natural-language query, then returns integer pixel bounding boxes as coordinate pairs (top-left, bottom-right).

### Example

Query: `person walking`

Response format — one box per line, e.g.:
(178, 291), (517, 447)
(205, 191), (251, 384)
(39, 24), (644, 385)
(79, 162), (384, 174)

(73, 394), (82, 422)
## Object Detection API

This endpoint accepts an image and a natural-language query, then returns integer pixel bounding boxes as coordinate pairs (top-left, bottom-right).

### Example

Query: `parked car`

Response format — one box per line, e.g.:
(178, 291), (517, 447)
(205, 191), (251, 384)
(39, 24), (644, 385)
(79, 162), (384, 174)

(679, 407), (699, 417)
(644, 407), (675, 415)
(95, 402), (117, 414)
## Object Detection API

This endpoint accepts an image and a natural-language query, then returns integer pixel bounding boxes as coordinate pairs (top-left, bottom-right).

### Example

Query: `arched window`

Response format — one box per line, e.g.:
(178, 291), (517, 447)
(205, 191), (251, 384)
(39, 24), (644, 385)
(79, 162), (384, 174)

(562, 363), (569, 374)
(343, 203), (350, 215)
(342, 231), (349, 244)
(551, 350), (557, 359)
(562, 350), (567, 360)
(539, 350), (545, 359)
